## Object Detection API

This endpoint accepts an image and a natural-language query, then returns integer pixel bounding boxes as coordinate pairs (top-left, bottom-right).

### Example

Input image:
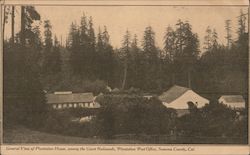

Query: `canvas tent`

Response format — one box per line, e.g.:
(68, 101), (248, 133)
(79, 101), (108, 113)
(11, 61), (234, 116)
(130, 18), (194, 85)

(159, 85), (209, 110)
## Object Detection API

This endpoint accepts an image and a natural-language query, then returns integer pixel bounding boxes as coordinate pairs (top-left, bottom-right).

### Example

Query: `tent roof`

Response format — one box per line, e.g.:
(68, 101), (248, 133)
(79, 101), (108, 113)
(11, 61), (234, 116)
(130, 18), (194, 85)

(158, 85), (190, 103)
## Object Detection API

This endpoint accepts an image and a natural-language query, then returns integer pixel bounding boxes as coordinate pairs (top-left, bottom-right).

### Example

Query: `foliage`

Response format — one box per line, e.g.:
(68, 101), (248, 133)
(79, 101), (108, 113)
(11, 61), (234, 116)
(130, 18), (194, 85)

(67, 14), (115, 82)
(4, 44), (47, 129)
(95, 94), (177, 138)
(176, 101), (243, 137)
(42, 20), (62, 74)
(42, 109), (99, 137)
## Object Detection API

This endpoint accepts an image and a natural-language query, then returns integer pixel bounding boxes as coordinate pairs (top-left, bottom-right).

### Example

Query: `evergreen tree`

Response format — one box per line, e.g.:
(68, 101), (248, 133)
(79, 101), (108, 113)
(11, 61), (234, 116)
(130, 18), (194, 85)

(164, 26), (176, 61)
(142, 26), (160, 91)
(50, 35), (62, 73)
(68, 22), (82, 75)
(225, 19), (232, 49)
(203, 26), (212, 52)
(68, 14), (98, 79)
(164, 20), (200, 88)
(80, 12), (88, 42)
(95, 26), (114, 85)
(31, 25), (42, 51)
(101, 26), (114, 85)
(237, 9), (247, 38)
(129, 34), (143, 88)
(20, 6), (40, 46)
(96, 27), (104, 52)
(211, 29), (219, 49)
(44, 20), (53, 49)
(96, 27), (104, 80)
(87, 16), (97, 79)
(204, 27), (219, 52)
(121, 30), (131, 90)
(43, 20), (54, 74)
(102, 26), (110, 46)
(4, 6), (46, 129)
(142, 26), (157, 60)
(88, 16), (96, 49)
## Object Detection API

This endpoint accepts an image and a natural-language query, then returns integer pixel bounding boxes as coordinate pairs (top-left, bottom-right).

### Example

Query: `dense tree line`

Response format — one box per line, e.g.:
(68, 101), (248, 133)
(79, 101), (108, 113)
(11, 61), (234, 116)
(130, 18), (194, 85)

(63, 11), (248, 99)
(11, 9), (245, 98)
(66, 14), (114, 85)
(4, 7), (62, 129)
(4, 6), (47, 129)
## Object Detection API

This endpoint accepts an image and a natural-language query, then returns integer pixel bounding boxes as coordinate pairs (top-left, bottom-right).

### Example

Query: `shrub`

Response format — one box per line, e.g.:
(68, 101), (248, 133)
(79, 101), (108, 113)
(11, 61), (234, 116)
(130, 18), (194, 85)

(95, 94), (176, 138)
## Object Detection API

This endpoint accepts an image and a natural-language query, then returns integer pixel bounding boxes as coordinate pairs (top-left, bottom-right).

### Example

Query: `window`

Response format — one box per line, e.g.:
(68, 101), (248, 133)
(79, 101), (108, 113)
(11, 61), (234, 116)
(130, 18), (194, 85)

(74, 103), (77, 108)
(58, 104), (62, 109)
(53, 104), (57, 109)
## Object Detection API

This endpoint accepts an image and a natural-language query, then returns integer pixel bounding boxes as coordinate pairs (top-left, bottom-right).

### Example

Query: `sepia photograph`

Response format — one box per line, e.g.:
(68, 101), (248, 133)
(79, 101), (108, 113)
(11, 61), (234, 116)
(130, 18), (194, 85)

(1, 2), (249, 145)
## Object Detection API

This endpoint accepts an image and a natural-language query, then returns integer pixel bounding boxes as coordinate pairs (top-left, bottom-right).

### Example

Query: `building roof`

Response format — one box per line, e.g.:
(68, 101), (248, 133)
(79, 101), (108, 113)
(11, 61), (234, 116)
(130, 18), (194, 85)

(54, 91), (72, 95)
(158, 85), (190, 103)
(219, 95), (245, 109)
(112, 88), (120, 92)
(46, 92), (94, 104)
(219, 95), (245, 103)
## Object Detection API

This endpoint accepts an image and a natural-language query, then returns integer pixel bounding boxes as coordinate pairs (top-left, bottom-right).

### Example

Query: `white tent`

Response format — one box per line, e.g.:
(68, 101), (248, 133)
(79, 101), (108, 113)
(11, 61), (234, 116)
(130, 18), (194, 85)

(159, 85), (209, 109)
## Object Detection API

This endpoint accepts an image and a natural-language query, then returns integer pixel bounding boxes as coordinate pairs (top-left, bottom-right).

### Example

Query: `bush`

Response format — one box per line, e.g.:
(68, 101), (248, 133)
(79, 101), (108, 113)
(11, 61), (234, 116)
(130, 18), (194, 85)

(95, 94), (176, 138)
(42, 109), (99, 138)
(176, 101), (242, 137)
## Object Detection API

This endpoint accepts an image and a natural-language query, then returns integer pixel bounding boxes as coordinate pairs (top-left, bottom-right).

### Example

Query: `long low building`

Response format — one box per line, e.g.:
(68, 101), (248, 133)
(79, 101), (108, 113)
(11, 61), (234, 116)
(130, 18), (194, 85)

(218, 95), (245, 110)
(46, 92), (101, 109)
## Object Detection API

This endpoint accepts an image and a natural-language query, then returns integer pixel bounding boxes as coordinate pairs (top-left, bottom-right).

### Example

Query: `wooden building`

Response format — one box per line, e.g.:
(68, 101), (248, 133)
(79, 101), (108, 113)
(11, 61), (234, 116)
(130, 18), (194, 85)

(46, 92), (100, 109)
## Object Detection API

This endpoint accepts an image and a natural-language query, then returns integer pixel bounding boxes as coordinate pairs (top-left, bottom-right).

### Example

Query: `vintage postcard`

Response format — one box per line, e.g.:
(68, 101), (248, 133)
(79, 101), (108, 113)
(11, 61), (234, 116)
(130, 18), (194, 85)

(0, 0), (249, 155)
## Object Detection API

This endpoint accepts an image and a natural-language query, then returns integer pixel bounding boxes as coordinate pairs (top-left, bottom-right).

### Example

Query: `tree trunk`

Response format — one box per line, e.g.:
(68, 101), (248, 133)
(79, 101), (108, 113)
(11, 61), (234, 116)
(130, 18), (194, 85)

(188, 69), (191, 89)
(172, 73), (175, 85)
(11, 6), (15, 44)
(20, 6), (25, 45)
(121, 62), (128, 90)
(2, 6), (6, 40)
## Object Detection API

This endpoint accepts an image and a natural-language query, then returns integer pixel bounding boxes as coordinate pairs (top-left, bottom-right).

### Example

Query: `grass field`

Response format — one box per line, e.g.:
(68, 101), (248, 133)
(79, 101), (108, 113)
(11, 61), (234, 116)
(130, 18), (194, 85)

(3, 126), (246, 144)
(3, 126), (142, 144)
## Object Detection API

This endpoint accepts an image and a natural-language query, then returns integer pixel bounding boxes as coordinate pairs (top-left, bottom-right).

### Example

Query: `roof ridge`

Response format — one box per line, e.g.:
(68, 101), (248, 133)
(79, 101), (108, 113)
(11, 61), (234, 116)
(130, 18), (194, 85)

(172, 85), (190, 90)
(159, 85), (191, 103)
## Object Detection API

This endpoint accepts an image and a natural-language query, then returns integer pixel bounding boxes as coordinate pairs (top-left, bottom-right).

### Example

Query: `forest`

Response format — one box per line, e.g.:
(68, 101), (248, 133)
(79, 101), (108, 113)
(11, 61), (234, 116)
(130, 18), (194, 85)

(2, 6), (248, 143)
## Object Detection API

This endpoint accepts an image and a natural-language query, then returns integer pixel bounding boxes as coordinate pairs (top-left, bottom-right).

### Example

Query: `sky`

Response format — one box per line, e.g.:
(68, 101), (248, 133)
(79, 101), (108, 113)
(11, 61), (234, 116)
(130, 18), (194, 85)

(4, 6), (249, 49)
